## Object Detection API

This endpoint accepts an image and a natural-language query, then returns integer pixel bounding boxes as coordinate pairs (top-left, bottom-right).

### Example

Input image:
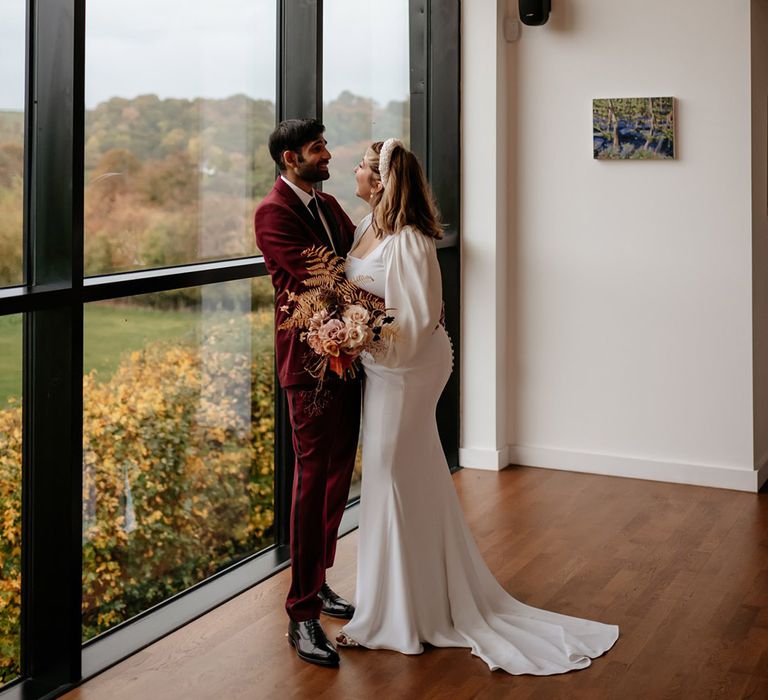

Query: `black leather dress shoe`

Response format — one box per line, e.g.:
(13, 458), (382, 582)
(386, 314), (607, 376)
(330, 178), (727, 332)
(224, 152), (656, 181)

(318, 582), (356, 619)
(288, 619), (340, 667)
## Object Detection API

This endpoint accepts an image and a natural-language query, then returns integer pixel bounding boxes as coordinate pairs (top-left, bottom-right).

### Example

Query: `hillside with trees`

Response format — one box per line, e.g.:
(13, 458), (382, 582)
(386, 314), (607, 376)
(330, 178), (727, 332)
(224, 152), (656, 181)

(0, 92), (409, 286)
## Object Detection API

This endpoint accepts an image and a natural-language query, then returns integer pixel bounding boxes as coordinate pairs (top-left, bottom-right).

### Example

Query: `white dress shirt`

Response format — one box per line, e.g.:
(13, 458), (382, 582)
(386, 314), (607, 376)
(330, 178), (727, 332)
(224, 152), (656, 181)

(280, 175), (336, 253)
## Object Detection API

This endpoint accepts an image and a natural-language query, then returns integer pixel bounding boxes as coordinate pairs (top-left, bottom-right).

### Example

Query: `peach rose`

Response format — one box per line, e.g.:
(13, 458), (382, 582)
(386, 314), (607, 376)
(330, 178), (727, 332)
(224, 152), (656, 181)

(317, 319), (347, 344)
(342, 305), (369, 325)
(306, 331), (323, 354)
(309, 309), (329, 331)
(343, 323), (372, 351)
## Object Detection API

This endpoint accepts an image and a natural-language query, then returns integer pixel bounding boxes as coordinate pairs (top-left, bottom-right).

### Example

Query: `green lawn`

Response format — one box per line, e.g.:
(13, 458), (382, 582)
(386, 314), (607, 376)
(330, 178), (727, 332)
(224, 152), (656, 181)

(83, 304), (200, 380)
(0, 314), (22, 406)
(0, 304), (273, 405)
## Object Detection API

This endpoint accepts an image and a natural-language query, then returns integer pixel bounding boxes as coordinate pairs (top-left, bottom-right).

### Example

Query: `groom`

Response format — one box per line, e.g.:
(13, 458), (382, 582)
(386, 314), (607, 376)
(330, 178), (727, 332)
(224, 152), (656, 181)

(254, 119), (360, 668)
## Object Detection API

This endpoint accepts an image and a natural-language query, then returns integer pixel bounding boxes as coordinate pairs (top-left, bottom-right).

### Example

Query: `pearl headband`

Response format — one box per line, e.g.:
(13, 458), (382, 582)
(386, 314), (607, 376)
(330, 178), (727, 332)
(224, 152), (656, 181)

(379, 138), (404, 188)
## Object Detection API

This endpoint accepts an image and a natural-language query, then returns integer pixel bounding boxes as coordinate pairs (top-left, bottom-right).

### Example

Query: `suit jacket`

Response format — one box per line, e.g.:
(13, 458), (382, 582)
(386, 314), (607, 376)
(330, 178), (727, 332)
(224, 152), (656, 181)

(255, 177), (357, 388)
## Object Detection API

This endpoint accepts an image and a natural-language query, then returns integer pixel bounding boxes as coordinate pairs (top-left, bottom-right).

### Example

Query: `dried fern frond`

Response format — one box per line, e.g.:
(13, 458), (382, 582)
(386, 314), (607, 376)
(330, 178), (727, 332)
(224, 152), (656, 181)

(296, 247), (349, 291)
(278, 286), (334, 330)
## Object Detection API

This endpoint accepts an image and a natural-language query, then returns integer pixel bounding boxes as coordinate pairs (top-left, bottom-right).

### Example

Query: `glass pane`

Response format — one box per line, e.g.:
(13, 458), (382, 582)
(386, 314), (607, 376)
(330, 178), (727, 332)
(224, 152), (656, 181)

(323, 0), (410, 500)
(0, 3), (25, 288)
(323, 0), (410, 222)
(0, 314), (22, 684)
(84, 1), (277, 276)
(82, 278), (274, 641)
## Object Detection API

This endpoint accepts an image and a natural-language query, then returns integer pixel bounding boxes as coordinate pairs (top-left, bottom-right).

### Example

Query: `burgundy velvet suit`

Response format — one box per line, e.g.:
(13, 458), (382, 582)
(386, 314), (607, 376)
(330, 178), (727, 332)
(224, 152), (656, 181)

(255, 177), (360, 621)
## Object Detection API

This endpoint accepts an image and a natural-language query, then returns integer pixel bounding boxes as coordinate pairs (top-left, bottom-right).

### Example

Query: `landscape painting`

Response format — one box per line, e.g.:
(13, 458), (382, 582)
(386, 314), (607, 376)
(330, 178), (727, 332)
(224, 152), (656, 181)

(593, 97), (675, 160)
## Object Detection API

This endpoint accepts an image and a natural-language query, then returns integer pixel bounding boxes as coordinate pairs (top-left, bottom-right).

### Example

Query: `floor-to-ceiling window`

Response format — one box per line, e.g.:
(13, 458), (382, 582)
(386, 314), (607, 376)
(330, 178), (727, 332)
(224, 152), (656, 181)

(0, 2), (458, 696)
(81, 0), (277, 643)
(322, 0), (411, 501)
(0, 0), (25, 687)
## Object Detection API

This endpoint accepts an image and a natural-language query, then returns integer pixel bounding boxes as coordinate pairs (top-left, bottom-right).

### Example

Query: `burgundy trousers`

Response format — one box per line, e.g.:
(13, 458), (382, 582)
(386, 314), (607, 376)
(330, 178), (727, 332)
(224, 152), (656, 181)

(284, 380), (361, 621)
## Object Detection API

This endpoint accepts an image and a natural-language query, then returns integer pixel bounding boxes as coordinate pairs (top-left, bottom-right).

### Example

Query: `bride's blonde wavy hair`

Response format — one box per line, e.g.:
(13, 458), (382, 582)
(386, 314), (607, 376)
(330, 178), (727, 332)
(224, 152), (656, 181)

(365, 141), (443, 240)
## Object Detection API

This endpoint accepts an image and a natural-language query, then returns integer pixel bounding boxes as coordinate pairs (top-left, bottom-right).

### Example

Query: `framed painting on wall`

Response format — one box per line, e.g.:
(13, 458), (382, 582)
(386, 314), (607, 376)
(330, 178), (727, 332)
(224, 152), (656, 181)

(593, 97), (675, 160)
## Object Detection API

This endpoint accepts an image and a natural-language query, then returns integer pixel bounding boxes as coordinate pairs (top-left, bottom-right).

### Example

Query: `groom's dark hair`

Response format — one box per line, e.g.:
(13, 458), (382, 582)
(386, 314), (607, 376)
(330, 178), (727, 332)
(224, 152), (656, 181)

(268, 118), (326, 171)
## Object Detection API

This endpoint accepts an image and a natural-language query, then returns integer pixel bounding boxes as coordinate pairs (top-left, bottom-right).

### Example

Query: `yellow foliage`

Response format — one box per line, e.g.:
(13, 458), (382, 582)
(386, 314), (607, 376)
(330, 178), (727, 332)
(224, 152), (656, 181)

(0, 310), (275, 682)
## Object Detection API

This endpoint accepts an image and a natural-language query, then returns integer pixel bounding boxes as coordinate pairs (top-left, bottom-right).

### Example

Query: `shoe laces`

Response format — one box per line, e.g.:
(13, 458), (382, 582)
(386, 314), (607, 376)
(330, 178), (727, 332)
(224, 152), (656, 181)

(320, 583), (337, 601)
(305, 618), (325, 644)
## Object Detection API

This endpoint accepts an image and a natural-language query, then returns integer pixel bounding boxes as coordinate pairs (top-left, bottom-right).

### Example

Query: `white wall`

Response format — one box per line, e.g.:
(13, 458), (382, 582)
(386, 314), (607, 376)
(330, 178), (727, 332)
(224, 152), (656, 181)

(459, 0), (509, 469)
(461, 0), (768, 491)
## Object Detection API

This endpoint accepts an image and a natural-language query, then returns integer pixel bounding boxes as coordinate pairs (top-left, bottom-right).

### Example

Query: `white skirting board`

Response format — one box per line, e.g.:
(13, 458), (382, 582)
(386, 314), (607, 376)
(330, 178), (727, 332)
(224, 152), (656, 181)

(460, 444), (768, 492)
(458, 446), (511, 471)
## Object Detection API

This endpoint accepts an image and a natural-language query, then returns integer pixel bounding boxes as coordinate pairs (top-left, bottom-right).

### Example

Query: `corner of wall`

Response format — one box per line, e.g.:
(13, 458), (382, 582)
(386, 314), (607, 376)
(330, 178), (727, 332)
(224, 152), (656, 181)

(751, 0), (768, 469)
(459, 0), (509, 466)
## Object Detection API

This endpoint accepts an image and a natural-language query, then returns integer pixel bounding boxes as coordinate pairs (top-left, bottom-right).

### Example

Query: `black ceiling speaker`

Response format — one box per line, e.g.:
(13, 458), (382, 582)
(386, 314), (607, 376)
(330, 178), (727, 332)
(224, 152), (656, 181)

(519, 0), (550, 26)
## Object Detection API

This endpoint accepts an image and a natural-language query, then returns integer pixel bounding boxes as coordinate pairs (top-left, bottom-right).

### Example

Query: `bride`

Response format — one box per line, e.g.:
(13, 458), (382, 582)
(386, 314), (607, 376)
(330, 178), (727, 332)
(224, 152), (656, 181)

(340, 138), (619, 675)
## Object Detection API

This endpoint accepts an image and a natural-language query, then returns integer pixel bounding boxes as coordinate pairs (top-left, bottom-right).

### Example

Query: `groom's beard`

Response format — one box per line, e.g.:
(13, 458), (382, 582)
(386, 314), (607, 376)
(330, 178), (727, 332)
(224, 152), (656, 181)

(296, 157), (330, 183)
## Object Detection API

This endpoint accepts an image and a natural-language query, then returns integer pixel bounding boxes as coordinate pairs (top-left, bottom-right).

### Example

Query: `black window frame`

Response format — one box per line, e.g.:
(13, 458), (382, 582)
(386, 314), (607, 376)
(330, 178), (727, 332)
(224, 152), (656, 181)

(0, 0), (459, 697)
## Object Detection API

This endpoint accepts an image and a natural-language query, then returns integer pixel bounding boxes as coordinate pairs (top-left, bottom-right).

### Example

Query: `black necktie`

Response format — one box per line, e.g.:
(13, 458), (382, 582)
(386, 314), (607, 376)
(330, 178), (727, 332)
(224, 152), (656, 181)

(307, 196), (335, 253)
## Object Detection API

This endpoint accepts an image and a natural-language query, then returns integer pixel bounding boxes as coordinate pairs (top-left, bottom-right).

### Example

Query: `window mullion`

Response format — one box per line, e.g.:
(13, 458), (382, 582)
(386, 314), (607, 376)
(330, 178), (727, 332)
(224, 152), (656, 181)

(21, 0), (85, 693)
(409, 0), (429, 166)
(279, 0), (322, 122)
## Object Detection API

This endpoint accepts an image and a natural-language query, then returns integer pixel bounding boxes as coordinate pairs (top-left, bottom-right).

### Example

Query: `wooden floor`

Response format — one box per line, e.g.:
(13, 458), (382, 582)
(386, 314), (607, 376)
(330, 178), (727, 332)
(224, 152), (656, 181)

(63, 467), (768, 700)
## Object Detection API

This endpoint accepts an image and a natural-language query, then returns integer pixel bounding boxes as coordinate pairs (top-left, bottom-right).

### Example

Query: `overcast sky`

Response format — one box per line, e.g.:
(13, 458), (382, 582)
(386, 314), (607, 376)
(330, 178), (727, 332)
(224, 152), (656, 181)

(0, 1), (409, 111)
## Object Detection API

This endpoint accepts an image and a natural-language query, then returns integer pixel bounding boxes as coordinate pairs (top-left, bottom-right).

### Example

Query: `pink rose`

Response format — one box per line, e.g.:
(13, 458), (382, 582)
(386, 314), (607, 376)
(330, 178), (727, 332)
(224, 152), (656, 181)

(317, 319), (347, 344)
(335, 325), (349, 345)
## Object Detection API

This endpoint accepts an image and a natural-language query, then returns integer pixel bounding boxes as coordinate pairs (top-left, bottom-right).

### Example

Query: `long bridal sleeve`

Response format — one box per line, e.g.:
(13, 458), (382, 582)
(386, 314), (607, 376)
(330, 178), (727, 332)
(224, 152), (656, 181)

(375, 226), (443, 368)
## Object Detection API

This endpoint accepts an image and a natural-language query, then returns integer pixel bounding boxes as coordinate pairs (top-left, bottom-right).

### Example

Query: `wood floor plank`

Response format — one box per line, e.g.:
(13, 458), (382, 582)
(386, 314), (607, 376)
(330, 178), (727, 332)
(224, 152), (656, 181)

(62, 467), (768, 700)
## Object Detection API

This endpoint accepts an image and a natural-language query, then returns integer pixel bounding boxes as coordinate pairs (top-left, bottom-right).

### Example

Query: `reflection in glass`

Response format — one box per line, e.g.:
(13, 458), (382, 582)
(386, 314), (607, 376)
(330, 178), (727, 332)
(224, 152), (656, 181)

(0, 3), (25, 288)
(82, 278), (274, 641)
(324, 0), (410, 500)
(0, 314), (22, 684)
(84, 0), (277, 275)
(322, 0), (410, 223)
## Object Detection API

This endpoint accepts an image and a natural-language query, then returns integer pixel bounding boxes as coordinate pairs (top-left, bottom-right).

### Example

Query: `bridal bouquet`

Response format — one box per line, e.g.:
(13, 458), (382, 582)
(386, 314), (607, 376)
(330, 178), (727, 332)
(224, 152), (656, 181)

(279, 246), (396, 381)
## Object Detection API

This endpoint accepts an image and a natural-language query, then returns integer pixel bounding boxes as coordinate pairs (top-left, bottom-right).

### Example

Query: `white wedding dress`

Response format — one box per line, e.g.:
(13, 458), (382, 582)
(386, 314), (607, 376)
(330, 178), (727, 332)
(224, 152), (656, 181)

(343, 214), (618, 675)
